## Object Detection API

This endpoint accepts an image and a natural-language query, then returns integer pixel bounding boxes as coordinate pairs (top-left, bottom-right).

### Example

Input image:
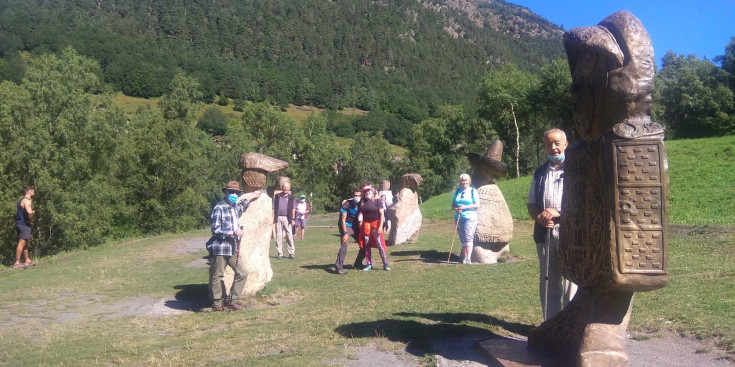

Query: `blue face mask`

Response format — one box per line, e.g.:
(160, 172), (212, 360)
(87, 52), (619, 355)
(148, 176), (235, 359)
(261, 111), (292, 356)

(547, 152), (565, 163)
(227, 193), (239, 204)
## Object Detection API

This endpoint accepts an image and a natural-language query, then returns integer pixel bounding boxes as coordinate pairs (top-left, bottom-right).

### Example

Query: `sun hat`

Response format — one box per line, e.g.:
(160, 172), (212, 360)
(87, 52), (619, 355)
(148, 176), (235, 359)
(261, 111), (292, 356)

(222, 181), (242, 193)
(299, 194), (306, 199)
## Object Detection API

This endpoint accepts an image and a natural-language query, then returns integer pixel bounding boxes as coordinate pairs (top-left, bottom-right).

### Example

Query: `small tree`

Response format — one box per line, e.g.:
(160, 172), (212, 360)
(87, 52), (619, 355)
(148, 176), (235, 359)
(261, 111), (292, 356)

(217, 95), (229, 106)
(197, 107), (228, 136)
(233, 99), (245, 112)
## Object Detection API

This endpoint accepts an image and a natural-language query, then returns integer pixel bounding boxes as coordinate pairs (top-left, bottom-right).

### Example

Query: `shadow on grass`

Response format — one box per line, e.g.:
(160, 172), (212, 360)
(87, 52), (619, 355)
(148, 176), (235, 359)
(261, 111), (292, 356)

(301, 264), (337, 273)
(335, 312), (533, 362)
(167, 283), (210, 312)
(301, 263), (364, 273)
(390, 249), (463, 264)
(394, 312), (533, 336)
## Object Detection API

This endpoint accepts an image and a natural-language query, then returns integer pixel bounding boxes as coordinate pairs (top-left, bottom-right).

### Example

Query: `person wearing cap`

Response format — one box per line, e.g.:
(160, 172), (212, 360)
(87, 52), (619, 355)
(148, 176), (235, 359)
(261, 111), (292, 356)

(293, 194), (310, 240)
(527, 128), (577, 321)
(272, 181), (296, 259)
(357, 184), (390, 271)
(452, 174), (480, 264)
(206, 181), (260, 312)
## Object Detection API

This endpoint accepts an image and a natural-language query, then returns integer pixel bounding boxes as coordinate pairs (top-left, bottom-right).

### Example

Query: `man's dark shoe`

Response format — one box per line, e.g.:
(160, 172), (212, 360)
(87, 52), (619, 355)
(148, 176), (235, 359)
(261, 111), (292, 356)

(226, 303), (245, 311)
(353, 263), (364, 270)
(211, 305), (227, 312)
(288, 254), (295, 259)
(337, 268), (347, 275)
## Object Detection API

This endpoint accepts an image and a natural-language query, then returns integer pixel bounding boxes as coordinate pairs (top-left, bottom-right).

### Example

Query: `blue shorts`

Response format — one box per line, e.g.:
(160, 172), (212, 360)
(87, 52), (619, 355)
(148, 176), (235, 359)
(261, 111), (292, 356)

(16, 224), (31, 240)
(295, 217), (307, 228)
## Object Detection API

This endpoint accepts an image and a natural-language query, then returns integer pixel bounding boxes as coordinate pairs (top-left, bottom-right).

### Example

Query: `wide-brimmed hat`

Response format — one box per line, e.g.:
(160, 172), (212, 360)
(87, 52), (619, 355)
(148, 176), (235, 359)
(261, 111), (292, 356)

(467, 140), (507, 180)
(222, 181), (242, 193)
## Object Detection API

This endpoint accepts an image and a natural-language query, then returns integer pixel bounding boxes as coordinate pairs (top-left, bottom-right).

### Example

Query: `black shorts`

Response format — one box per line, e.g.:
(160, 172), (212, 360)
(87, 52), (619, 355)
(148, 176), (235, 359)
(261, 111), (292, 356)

(16, 224), (31, 240)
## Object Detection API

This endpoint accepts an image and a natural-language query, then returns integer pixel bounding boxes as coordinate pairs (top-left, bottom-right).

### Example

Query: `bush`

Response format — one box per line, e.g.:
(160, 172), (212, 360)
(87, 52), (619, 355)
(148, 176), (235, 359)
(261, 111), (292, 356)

(197, 107), (228, 135)
(233, 99), (245, 112)
(217, 95), (229, 106)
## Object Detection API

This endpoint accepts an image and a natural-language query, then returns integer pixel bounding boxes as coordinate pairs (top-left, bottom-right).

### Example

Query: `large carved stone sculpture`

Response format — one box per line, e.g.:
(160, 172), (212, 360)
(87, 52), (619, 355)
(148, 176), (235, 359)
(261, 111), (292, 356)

(527, 11), (669, 366)
(223, 153), (288, 297)
(386, 174), (423, 246)
(466, 140), (513, 264)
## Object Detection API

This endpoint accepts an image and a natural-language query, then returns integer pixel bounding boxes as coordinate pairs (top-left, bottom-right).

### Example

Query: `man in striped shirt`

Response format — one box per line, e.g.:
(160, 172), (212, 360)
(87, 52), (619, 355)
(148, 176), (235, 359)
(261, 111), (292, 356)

(207, 181), (261, 312)
(527, 128), (577, 321)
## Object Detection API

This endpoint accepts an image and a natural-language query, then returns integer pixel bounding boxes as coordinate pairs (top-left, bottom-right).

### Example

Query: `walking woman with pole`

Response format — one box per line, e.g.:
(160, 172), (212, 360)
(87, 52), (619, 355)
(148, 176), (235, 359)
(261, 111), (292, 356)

(452, 174), (479, 264)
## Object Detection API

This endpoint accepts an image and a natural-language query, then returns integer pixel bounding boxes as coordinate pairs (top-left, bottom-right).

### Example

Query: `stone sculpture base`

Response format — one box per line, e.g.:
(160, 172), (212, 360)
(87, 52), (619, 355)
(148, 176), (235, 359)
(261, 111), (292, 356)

(223, 192), (274, 297)
(472, 184), (513, 264)
(527, 288), (634, 366)
(472, 242), (510, 264)
(476, 334), (572, 367)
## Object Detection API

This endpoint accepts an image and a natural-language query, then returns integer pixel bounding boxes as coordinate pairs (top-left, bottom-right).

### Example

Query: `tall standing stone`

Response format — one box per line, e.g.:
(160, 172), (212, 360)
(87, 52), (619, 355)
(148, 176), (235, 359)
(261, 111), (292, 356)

(222, 153), (288, 297)
(386, 174), (422, 246)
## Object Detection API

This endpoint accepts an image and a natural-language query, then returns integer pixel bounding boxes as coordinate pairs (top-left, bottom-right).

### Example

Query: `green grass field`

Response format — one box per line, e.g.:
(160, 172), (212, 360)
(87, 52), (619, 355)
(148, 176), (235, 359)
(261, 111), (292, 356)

(0, 213), (732, 366)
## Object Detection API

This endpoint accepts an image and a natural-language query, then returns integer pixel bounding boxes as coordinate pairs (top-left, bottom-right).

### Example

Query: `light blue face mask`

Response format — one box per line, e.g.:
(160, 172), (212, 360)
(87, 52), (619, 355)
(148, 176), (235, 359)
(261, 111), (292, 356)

(547, 152), (565, 163)
(227, 193), (239, 204)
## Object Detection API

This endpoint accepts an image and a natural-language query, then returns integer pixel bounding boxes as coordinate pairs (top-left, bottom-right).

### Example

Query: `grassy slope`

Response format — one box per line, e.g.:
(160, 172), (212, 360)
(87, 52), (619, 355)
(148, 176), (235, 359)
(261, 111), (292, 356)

(423, 135), (735, 226)
(112, 93), (410, 156)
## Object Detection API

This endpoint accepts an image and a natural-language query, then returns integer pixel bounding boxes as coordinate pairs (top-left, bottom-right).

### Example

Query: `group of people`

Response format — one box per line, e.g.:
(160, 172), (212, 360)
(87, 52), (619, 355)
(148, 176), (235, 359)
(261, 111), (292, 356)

(334, 184), (392, 274)
(14, 128), (576, 321)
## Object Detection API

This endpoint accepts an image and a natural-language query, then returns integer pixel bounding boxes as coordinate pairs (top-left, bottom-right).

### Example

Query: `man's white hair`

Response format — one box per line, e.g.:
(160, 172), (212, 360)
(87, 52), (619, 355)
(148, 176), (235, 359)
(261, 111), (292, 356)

(544, 128), (567, 141)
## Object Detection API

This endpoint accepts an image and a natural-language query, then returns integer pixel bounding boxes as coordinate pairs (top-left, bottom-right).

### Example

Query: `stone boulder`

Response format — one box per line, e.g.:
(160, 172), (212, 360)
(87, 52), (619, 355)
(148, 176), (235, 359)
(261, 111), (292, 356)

(387, 174), (423, 245)
(223, 192), (274, 297)
(471, 184), (513, 264)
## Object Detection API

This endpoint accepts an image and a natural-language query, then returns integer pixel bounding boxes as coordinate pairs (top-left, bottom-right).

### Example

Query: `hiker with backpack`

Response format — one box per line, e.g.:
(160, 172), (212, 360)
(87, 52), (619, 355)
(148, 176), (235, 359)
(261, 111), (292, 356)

(452, 174), (480, 264)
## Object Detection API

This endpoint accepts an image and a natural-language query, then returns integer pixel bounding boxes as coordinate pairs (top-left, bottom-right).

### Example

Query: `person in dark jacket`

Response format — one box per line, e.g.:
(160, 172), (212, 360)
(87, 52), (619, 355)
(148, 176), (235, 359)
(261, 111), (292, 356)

(527, 128), (577, 321)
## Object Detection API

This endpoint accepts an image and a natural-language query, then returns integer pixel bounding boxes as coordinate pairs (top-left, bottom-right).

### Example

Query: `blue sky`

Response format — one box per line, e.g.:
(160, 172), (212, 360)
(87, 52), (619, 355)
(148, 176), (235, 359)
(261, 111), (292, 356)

(508, 0), (735, 67)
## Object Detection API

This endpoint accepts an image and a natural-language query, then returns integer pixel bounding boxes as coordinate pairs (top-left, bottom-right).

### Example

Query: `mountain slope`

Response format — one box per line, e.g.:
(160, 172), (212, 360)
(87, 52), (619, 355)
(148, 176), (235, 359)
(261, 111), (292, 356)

(0, 0), (565, 111)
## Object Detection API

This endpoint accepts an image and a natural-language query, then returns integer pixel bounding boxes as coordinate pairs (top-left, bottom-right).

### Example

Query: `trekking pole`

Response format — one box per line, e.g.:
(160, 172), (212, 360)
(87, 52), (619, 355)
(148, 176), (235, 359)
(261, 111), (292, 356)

(446, 212), (461, 263)
(228, 225), (243, 306)
(543, 227), (551, 321)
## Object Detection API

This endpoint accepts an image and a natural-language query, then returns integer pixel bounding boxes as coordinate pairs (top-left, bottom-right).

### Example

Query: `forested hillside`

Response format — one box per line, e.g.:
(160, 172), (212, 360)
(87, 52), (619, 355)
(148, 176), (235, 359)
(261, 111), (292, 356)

(0, 1), (733, 264)
(0, 0), (564, 112)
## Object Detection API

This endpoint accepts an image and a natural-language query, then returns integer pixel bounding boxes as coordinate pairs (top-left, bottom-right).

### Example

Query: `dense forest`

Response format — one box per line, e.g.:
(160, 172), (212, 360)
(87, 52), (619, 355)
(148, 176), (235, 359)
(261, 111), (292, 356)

(0, 0), (564, 110)
(0, 0), (733, 263)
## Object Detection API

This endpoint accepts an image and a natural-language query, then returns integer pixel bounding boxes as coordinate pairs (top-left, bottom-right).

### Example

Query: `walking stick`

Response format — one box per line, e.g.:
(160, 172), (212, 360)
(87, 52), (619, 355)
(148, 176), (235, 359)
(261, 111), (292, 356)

(446, 213), (461, 263)
(543, 227), (551, 321)
(228, 225), (243, 306)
